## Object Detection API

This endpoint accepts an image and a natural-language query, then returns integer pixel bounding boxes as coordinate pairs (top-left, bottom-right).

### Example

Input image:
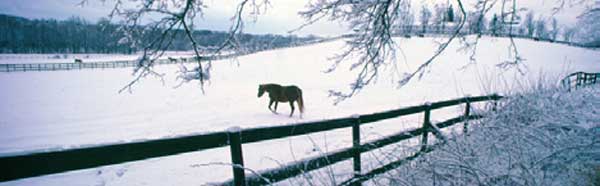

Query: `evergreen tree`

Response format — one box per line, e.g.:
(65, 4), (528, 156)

(447, 5), (455, 22)
(490, 14), (499, 36)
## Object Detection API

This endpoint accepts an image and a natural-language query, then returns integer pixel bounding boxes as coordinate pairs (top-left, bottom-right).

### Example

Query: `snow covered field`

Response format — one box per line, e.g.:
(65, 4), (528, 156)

(0, 36), (599, 185)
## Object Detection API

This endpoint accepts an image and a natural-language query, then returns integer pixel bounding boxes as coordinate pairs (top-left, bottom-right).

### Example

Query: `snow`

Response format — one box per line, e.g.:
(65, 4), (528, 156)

(367, 87), (600, 186)
(0, 36), (599, 185)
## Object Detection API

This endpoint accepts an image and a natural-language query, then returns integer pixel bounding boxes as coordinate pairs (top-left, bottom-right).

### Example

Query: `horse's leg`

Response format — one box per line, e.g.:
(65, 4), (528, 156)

(269, 101), (279, 114)
(289, 101), (295, 117)
(268, 100), (275, 112)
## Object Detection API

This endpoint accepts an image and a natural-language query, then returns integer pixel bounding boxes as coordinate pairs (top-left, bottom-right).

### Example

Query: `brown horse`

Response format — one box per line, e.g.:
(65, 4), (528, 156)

(258, 84), (304, 117)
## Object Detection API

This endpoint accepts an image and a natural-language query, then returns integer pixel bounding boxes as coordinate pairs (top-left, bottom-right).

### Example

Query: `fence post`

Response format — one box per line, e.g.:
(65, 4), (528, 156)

(576, 72), (582, 89)
(228, 127), (246, 186)
(351, 115), (362, 181)
(565, 76), (571, 91)
(420, 103), (431, 152)
(463, 100), (471, 134)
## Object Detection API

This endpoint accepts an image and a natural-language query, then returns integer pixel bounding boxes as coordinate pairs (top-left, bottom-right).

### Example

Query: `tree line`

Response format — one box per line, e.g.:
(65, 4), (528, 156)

(0, 14), (316, 54)
(399, 3), (597, 46)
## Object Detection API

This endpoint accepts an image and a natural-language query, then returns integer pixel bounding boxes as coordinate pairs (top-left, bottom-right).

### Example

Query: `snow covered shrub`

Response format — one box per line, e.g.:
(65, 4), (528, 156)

(372, 87), (600, 186)
(583, 165), (600, 186)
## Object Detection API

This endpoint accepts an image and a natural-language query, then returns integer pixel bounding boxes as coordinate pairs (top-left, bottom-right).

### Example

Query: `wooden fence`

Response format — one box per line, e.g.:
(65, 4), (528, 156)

(0, 94), (502, 185)
(0, 38), (335, 73)
(0, 53), (239, 72)
(561, 71), (600, 91)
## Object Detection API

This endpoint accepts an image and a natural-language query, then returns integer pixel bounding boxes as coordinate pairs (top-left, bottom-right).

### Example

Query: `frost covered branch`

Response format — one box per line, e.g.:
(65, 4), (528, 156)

(299, 0), (406, 103)
(90, 0), (270, 93)
(96, 0), (598, 99)
(299, 0), (502, 104)
(373, 87), (600, 185)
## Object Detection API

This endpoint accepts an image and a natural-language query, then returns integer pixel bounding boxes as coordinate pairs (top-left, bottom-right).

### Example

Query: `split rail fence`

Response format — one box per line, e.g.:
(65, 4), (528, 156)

(561, 71), (600, 91)
(0, 38), (335, 73)
(0, 53), (238, 72)
(0, 94), (502, 185)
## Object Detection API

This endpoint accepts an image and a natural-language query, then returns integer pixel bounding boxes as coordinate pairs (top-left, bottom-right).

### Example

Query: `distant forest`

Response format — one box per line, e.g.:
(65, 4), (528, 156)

(0, 14), (317, 54)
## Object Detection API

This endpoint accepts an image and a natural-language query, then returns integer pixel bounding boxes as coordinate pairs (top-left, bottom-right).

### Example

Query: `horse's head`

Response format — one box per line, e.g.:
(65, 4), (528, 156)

(258, 85), (266, 98)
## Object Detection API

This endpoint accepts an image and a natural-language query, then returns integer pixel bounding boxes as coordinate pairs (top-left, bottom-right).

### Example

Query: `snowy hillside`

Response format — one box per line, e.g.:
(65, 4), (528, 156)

(0, 36), (599, 185)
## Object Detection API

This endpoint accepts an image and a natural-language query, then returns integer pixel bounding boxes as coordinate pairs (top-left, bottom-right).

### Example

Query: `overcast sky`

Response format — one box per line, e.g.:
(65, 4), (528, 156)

(0, 0), (590, 36)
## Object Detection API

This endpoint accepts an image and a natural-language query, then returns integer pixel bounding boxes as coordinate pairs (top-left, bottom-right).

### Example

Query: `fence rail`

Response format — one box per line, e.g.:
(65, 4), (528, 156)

(0, 53), (240, 72)
(561, 71), (600, 91)
(0, 38), (335, 73)
(0, 94), (502, 185)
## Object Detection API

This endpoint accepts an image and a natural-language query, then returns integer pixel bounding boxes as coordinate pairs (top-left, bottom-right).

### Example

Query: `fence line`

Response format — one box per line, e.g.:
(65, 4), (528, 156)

(0, 53), (240, 73)
(561, 71), (600, 91)
(0, 94), (502, 185)
(0, 38), (335, 73)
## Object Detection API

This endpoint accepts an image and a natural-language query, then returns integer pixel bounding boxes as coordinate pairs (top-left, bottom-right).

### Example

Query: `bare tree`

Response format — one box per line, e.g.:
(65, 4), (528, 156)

(524, 11), (535, 37)
(576, 2), (600, 46)
(562, 27), (577, 42)
(549, 17), (559, 41)
(467, 11), (487, 35)
(395, 1), (415, 34)
(420, 5), (433, 33)
(535, 17), (548, 39)
(432, 3), (448, 32)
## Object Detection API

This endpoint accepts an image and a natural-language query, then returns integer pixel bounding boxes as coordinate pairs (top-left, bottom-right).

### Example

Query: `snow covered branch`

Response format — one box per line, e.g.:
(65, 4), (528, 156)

(300, 0), (406, 103)
(373, 87), (600, 185)
(93, 0), (270, 93)
(300, 0), (470, 104)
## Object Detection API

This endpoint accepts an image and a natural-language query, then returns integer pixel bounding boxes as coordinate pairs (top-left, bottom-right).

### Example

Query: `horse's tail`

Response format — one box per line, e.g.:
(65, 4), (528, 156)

(297, 88), (305, 114)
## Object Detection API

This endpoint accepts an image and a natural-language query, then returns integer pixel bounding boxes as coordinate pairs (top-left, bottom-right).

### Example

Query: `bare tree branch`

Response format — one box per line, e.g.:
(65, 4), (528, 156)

(396, 0), (467, 87)
(96, 0), (596, 102)
(96, 0), (269, 93)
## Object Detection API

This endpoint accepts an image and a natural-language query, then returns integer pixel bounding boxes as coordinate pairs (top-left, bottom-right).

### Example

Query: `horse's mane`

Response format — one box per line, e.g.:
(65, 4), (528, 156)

(260, 83), (281, 89)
